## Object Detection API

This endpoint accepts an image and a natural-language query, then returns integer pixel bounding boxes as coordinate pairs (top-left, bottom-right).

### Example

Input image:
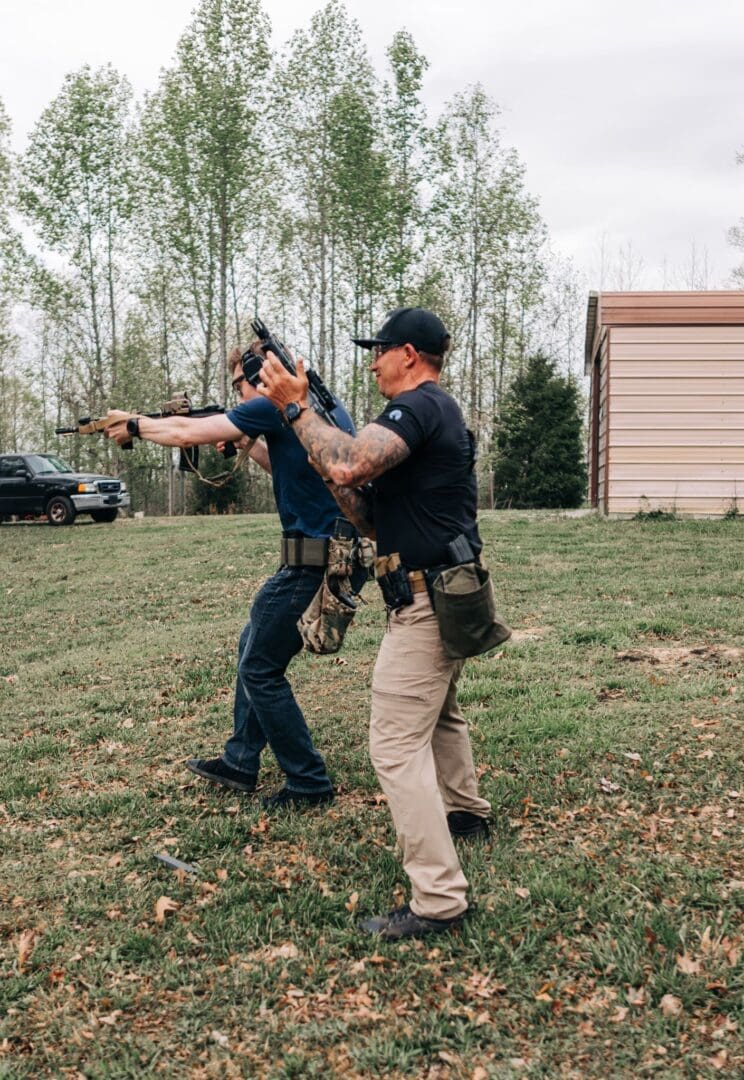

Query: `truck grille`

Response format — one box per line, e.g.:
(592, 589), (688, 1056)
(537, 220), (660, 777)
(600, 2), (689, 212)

(97, 481), (121, 493)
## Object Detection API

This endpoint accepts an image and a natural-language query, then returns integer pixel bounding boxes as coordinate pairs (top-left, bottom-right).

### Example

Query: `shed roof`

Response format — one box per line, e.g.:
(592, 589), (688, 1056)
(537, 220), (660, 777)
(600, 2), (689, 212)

(584, 290), (744, 372)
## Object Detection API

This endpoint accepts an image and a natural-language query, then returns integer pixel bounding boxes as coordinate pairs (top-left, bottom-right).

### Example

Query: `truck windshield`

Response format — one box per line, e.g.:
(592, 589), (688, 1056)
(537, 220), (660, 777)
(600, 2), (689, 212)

(26, 454), (75, 475)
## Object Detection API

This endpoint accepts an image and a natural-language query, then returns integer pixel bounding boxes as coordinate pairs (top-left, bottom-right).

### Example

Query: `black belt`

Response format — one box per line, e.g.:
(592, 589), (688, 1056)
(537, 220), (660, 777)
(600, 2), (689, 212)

(281, 536), (329, 567)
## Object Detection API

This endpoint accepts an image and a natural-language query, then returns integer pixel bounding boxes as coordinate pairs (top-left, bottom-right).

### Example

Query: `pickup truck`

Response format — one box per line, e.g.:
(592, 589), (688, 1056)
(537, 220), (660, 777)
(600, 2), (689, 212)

(0, 452), (131, 525)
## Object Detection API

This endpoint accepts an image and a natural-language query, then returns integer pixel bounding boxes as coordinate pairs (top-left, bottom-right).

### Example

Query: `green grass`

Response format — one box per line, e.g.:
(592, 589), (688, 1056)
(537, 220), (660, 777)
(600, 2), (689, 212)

(0, 511), (742, 1078)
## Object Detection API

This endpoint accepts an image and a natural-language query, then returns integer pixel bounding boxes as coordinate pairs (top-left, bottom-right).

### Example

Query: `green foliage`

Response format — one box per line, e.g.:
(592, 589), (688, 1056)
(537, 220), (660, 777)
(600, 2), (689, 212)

(186, 445), (250, 515)
(493, 352), (587, 508)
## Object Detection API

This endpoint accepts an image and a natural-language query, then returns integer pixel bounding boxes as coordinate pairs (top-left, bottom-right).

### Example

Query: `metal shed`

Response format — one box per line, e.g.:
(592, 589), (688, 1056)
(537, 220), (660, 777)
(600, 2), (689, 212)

(585, 291), (744, 516)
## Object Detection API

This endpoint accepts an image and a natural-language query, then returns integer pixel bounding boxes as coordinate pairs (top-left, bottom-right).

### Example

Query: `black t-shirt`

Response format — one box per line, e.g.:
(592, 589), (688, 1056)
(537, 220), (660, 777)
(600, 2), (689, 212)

(371, 381), (482, 569)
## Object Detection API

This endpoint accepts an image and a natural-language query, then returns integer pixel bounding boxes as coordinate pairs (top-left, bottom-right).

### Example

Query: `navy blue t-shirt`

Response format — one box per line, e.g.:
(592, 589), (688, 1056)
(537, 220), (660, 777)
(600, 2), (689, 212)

(227, 397), (355, 538)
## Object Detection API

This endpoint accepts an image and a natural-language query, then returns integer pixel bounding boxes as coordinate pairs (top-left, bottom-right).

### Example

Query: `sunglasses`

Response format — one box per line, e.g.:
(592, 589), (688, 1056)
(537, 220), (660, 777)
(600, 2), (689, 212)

(372, 343), (402, 358)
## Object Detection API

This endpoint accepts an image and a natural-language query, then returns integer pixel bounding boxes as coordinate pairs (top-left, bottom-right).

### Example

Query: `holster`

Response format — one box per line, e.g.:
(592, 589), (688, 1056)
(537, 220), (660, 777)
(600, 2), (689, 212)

(374, 552), (414, 611)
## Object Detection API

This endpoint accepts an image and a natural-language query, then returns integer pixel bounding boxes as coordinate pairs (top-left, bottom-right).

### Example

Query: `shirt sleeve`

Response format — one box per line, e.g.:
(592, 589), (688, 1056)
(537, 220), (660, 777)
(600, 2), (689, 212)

(372, 392), (435, 452)
(227, 398), (283, 439)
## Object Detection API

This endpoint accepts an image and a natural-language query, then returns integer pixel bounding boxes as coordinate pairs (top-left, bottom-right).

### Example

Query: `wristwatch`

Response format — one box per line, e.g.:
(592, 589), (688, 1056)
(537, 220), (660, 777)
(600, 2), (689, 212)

(283, 402), (308, 425)
(126, 417), (141, 438)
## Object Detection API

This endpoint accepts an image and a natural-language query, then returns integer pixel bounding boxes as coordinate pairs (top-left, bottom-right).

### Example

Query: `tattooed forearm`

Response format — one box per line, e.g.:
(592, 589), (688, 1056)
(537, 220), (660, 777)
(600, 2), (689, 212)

(327, 484), (376, 538)
(293, 411), (410, 486)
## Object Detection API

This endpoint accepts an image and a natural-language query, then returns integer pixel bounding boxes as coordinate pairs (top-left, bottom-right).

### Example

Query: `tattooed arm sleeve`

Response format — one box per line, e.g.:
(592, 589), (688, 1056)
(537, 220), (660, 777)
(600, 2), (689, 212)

(326, 483), (376, 538)
(291, 409), (410, 487)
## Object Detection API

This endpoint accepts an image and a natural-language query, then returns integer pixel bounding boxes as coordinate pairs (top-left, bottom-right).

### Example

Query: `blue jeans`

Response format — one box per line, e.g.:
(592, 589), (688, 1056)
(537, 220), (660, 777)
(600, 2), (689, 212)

(223, 565), (333, 793)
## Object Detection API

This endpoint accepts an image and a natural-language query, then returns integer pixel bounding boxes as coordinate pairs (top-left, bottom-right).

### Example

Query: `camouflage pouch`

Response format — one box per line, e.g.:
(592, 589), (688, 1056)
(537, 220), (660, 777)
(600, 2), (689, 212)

(428, 561), (512, 659)
(298, 576), (357, 655)
(326, 535), (354, 578)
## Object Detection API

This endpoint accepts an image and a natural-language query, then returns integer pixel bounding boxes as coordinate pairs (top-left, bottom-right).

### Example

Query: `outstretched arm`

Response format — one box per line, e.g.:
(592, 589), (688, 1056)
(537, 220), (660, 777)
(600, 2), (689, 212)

(256, 353), (410, 486)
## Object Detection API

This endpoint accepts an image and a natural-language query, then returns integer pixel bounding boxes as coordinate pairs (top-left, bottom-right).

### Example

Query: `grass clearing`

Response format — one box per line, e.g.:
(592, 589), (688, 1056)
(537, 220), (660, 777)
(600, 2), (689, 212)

(1, 511), (742, 1078)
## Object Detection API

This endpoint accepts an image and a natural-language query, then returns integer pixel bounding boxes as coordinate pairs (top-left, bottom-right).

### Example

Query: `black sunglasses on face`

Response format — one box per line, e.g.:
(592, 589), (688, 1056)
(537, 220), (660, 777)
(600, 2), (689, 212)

(232, 373), (246, 393)
(372, 343), (401, 358)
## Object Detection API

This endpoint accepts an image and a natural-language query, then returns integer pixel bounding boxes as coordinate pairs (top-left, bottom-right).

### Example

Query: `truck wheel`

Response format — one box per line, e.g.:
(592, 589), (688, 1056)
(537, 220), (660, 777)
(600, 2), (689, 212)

(46, 495), (76, 526)
(91, 509), (119, 523)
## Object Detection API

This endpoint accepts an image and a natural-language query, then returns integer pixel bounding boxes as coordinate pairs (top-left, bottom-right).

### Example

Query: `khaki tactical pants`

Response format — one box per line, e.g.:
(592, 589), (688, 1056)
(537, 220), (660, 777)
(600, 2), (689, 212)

(370, 590), (491, 920)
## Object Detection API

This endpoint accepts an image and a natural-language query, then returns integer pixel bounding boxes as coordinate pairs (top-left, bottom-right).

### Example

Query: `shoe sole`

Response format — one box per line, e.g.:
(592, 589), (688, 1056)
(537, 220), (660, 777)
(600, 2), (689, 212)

(185, 761), (256, 793)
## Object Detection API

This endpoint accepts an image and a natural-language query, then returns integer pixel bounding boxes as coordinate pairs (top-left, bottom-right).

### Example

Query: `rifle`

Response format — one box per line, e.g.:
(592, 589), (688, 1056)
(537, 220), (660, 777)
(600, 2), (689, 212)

(55, 392), (237, 472)
(241, 317), (351, 432)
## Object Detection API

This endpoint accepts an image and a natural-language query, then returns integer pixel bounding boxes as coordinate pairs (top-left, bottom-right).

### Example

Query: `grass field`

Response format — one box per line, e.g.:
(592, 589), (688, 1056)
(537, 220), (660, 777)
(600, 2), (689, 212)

(0, 511), (742, 1079)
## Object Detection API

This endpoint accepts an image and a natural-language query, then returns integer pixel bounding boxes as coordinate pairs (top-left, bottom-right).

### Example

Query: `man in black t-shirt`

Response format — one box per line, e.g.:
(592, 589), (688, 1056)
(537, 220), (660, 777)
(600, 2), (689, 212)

(257, 307), (491, 941)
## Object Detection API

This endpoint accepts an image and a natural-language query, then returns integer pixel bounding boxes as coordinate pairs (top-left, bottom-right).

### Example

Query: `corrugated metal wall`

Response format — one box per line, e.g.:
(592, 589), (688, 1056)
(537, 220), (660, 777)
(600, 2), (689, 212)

(607, 325), (744, 515)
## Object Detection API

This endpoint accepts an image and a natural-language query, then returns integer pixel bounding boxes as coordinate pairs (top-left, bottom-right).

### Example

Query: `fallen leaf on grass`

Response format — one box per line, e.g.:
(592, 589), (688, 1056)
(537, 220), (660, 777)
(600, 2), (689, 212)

(345, 891), (360, 913)
(154, 896), (179, 924)
(659, 994), (683, 1017)
(626, 986), (648, 1007)
(107, 853), (122, 869)
(514, 887), (530, 900)
(265, 943), (299, 961)
(211, 1030), (229, 1048)
(709, 1050), (728, 1071)
(675, 952), (701, 975)
(17, 930), (37, 970)
(98, 1011), (122, 1026)
(599, 777), (621, 794)
(472, 1068), (489, 1080)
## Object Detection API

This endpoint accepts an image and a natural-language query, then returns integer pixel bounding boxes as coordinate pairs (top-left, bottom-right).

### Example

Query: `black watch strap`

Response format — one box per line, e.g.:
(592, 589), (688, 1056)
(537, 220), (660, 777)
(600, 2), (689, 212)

(126, 417), (141, 439)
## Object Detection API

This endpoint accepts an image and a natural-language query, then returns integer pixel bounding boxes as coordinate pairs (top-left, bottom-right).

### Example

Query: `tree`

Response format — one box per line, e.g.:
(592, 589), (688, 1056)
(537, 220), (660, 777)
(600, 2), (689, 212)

(18, 65), (134, 416)
(427, 86), (547, 437)
(492, 352), (586, 509)
(272, 0), (373, 385)
(383, 30), (429, 305)
(136, 0), (271, 404)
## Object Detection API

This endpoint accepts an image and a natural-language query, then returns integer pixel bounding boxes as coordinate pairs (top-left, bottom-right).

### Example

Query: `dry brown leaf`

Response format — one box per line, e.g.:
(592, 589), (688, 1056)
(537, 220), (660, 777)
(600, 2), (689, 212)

(659, 993), (683, 1017)
(98, 1010), (122, 1026)
(266, 943), (299, 961)
(611, 1006), (629, 1023)
(675, 952), (701, 975)
(709, 1049), (728, 1071)
(154, 895), (179, 924)
(515, 886), (530, 900)
(626, 986), (648, 1007)
(107, 853), (122, 869)
(17, 930), (37, 970)
(472, 1068), (489, 1080)
(345, 891), (360, 913)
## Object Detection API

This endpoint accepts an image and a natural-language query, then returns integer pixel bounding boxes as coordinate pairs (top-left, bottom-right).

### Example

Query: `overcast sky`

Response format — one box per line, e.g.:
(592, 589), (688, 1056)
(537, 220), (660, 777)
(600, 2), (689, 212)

(2, 0), (744, 288)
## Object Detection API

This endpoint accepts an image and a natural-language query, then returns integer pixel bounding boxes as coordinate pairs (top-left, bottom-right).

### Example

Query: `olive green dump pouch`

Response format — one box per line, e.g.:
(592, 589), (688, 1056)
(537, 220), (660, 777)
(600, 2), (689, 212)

(428, 561), (512, 659)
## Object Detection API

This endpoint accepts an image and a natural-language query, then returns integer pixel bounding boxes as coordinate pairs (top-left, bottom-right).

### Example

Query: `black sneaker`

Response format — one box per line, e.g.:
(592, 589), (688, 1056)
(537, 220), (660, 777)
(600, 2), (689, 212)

(261, 786), (335, 810)
(185, 757), (257, 793)
(447, 811), (490, 840)
(360, 903), (466, 941)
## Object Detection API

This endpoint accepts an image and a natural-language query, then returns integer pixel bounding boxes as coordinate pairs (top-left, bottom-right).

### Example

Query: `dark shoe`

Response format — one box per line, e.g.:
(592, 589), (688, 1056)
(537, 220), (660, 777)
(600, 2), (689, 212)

(185, 757), (257, 793)
(360, 903), (466, 941)
(447, 811), (490, 840)
(261, 786), (335, 810)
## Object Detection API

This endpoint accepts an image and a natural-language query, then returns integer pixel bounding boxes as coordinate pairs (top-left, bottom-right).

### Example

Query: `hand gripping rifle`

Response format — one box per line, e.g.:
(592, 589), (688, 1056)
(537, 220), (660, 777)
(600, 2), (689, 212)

(55, 392), (237, 473)
(241, 318), (351, 432)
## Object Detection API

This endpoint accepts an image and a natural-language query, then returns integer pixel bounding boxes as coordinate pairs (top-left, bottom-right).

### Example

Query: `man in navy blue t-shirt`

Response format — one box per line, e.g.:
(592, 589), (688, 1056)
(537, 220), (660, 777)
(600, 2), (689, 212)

(105, 345), (356, 809)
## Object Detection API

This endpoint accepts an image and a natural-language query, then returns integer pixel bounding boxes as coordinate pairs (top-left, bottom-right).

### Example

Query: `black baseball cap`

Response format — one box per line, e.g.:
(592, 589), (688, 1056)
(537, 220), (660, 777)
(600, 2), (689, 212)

(352, 307), (450, 355)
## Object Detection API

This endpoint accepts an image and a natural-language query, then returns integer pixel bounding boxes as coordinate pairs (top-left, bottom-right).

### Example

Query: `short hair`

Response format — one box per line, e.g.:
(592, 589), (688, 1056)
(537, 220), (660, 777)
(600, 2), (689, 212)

(418, 334), (451, 373)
